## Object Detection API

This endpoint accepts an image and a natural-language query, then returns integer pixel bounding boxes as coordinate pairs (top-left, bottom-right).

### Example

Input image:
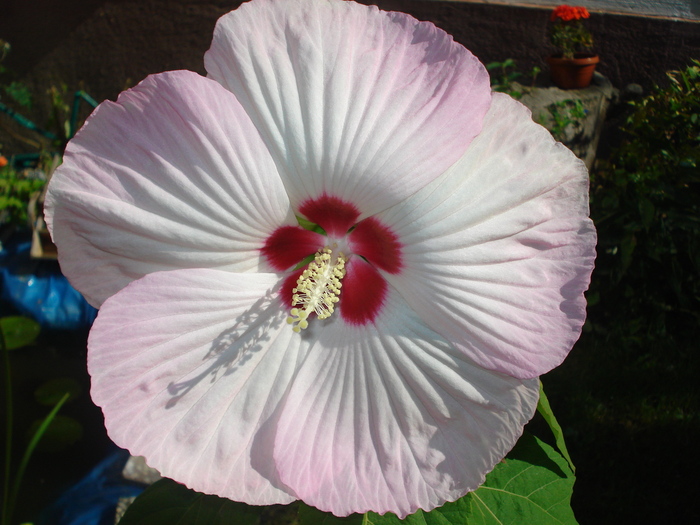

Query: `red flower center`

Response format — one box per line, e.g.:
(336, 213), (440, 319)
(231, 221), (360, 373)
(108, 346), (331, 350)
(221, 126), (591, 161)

(261, 194), (403, 327)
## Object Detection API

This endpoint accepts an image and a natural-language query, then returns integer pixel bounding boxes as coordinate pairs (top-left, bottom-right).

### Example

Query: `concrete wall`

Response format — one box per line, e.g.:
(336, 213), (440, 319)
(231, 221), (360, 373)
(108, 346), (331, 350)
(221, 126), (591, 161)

(430, 0), (700, 21)
(370, 0), (700, 90)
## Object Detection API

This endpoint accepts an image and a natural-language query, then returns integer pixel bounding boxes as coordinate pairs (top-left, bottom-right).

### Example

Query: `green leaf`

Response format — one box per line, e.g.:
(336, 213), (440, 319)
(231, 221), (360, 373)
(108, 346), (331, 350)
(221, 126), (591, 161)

(638, 198), (655, 230)
(28, 414), (83, 452)
(537, 381), (575, 472)
(0, 316), (40, 350)
(297, 215), (326, 235)
(119, 478), (266, 525)
(619, 234), (637, 275)
(299, 503), (366, 525)
(34, 377), (82, 406)
(3, 81), (33, 108)
(365, 508), (457, 525)
(464, 433), (577, 525)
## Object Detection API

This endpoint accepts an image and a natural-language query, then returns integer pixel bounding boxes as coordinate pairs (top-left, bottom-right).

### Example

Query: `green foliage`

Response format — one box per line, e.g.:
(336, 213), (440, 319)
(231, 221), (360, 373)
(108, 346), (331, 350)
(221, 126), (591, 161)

(2, 82), (32, 109)
(486, 59), (540, 100)
(462, 433), (577, 525)
(549, 22), (593, 60)
(537, 381), (575, 473)
(0, 164), (46, 226)
(34, 377), (82, 406)
(0, 317), (40, 350)
(590, 60), (700, 341)
(1, 39), (94, 157)
(487, 59), (523, 98)
(2, 316), (42, 525)
(27, 414), (83, 453)
(548, 7), (593, 60)
(298, 505), (365, 525)
(118, 478), (273, 525)
(46, 84), (71, 145)
(542, 99), (586, 142)
(0, 40), (9, 63)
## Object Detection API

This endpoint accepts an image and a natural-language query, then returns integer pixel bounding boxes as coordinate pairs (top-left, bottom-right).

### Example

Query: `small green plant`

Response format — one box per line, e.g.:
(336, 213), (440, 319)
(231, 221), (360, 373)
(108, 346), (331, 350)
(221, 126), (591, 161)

(46, 84), (72, 148)
(590, 59), (700, 340)
(1, 81), (32, 110)
(541, 98), (587, 142)
(486, 59), (541, 99)
(0, 163), (46, 227)
(0, 40), (32, 114)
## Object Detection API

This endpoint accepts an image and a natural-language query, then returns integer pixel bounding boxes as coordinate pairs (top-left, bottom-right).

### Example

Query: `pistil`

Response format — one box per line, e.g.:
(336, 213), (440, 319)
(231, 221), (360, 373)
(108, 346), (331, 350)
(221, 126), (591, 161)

(287, 246), (347, 332)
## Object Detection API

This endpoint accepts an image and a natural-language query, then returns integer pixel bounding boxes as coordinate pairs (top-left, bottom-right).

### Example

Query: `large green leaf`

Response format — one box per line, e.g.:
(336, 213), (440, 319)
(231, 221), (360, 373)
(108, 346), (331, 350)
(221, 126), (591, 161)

(119, 478), (266, 525)
(0, 316), (40, 350)
(27, 414), (83, 452)
(34, 377), (82, 406)
(299, 503), (366, 524)
(462, 432), (578, 525)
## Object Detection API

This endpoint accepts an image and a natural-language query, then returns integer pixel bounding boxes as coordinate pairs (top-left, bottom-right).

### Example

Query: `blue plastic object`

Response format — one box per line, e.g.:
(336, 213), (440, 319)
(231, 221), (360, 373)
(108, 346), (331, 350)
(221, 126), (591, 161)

(0, 235), (97, 330)
(38, 448), (145, 525)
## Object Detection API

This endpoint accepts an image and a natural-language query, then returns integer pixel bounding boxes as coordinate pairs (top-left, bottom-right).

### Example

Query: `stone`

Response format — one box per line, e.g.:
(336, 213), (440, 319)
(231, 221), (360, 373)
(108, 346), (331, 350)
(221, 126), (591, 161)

(121, 455), (162, 485)
(513, 73), (619, 170)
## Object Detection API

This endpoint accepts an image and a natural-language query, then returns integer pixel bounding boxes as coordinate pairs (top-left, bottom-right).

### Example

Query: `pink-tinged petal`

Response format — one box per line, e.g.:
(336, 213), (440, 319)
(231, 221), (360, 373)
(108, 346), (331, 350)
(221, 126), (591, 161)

(348, 216), (403, 274)
(205, 0), (491, 217)
(45, 70), (294, 307)
(274, 287), (539, 518)
(378, 93), (596, 379)
(88, 269), (301, 505)
(262, 226), (325, 271)
(298, 194), (360, 237)
(340, 257), (388, 326)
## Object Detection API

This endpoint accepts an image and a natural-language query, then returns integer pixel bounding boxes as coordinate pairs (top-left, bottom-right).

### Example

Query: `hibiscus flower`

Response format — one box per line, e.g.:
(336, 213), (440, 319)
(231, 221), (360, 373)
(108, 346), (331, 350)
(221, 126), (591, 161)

(45, 0), (595, 518)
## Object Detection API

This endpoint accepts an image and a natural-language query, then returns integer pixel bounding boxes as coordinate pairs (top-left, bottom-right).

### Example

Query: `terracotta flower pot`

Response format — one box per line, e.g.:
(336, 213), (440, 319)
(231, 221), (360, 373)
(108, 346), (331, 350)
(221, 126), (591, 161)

(547, 54), (600, 89)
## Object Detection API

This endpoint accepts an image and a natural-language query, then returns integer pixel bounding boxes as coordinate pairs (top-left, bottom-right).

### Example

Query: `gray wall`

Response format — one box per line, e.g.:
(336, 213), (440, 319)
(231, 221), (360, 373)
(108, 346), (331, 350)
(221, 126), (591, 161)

(431, 0), (700, 20)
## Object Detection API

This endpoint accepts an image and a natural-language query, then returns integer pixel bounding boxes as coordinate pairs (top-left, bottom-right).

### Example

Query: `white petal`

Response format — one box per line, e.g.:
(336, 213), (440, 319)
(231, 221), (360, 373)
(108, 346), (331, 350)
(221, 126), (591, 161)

(88, 269), (300, 505)
(205, 0), (491, 216)
(45, 71), (293, 307)
(273, 286), (539, 518)
(378, 93), (596, 379)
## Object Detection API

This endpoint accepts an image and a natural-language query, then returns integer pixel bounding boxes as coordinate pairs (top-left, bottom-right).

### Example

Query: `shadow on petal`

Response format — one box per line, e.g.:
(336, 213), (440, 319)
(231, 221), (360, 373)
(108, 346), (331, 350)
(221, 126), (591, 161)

(165, 285), (285, 408)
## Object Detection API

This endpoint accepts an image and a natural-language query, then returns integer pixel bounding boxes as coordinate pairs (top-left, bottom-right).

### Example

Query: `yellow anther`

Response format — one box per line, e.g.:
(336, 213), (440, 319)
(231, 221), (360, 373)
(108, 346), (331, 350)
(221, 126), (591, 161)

(287, 246), (347, 331)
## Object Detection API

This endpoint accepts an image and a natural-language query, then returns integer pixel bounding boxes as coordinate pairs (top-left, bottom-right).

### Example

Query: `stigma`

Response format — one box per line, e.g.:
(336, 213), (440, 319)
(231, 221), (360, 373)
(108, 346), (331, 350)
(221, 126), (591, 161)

(287, 246), (347, 332)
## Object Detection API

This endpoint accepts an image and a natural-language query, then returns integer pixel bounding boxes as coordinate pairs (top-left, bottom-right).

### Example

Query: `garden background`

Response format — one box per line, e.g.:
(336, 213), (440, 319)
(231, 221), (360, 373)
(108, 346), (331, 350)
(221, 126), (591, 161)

(1, 1), (699, 524)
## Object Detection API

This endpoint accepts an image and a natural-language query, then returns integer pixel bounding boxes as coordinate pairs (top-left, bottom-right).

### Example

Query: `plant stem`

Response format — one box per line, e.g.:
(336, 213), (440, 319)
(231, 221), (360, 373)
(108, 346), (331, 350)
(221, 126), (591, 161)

(1, 330), (12, 525)
(537, 380), (575, 473)
(6, 392), (70, 525)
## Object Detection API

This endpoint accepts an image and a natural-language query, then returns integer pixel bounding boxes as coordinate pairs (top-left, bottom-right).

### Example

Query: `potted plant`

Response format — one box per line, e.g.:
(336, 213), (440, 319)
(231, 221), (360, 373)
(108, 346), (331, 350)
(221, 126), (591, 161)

(547, 5), (598, 89)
